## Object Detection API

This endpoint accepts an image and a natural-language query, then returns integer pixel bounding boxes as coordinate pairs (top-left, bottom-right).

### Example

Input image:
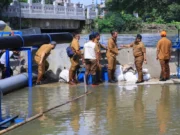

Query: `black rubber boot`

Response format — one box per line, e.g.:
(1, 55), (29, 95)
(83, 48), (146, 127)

(92, 75), (99, 86)
(108, 69), (116, 83)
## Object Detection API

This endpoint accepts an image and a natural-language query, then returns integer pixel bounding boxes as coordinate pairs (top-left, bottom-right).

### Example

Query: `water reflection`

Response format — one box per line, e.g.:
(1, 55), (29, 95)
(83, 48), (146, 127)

(69, 88), (80, 133)
(106, 87), (117, 134)
(157, 85), (170, 135)
(134, 86), (145, 128)
(3, 84), (180, 135)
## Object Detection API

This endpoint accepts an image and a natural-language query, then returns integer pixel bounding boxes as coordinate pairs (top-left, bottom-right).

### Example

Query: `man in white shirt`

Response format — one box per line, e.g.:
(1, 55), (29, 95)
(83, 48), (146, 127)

(84, 34), (99, 86)
(0, 51), (20, 79)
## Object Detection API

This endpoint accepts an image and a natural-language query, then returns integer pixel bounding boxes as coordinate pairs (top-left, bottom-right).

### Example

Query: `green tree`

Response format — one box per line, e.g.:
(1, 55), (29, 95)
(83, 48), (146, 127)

(166, 3), (180, 22)
(106, 0), (180, 20)
(0, 0), (11, 20)
(95, 12), (142, 32)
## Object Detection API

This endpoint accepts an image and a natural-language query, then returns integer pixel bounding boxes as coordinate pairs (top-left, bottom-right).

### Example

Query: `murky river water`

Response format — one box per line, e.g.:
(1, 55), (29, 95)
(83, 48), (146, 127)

(2, 83), (180, 135)
(79, 33), (177, 47)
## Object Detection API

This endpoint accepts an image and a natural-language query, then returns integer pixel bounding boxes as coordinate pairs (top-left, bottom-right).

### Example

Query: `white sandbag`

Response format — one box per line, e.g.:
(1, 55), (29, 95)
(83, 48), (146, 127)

(143, 74), (151, 81)
(136, 73), (151, 81)
(143, 68), (148, 73)
(115, 65), (125, 81)
(59, 69), (69, 82)
(118, 75), (125, 82)
(124, 72), (137, 82)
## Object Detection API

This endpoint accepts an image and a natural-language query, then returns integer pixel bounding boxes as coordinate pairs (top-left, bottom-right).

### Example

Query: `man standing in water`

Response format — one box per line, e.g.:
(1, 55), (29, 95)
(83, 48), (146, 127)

(156, 31), (172, 81)
(84, 34), (99, 86)
(122, 34), (147, 84)
(94, 32), (107, 83)
(34, 41), (57, 85)
(69, 32), (81, 85)
(107, 30), (119, 83)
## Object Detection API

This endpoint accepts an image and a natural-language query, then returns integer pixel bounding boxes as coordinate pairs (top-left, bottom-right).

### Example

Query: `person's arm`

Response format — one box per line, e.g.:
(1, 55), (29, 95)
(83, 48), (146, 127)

(143, 51), (147, 64)
(100, 44), (107, 50)
(156, 42), (160, 60)
(141, 44), (147, 64)
(95, 44), (100, 65)
(122, 42), (133, 48)
(39, 52), (46, 65)
(169, 42), (172, 60)
(108, 39), (118, 55)
(73, 41), (81, 56)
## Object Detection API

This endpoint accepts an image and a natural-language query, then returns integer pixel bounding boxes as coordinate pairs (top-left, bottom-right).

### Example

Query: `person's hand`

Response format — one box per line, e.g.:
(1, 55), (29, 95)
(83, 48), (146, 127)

(144, 59), (147, 64)
(39, 61), (43, 66)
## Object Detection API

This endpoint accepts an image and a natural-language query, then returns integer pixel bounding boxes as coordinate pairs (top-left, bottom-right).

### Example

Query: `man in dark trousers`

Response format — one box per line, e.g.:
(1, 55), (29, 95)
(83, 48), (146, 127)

(156, 31), (172, 81)
(122, 34), (147, 83)
(84, 34), (99, 86)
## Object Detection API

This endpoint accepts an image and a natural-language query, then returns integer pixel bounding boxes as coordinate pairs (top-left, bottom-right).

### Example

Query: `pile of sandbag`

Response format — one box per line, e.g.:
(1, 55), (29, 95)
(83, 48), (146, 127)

(115, 64), (151, 82)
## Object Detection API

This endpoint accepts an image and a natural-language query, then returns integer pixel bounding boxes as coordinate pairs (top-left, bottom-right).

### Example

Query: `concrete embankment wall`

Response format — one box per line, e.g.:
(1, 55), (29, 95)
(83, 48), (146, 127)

(117, 47), (177, 78)
(47, 46), (178, 78)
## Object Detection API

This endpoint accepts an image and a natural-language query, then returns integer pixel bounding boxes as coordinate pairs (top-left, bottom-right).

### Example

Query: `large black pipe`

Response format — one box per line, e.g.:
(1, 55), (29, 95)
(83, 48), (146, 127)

(0, 32), (73, 49)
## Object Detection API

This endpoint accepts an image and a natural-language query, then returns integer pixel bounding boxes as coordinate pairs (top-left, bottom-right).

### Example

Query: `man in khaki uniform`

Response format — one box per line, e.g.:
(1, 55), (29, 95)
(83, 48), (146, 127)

(69, 33), (81, 85)
(34, 41), (56, 85)
(107, 31), (119, 83)
(157, 31), (172, 81)
(123, 34), (147, 83)
(94, 32), (107, 83)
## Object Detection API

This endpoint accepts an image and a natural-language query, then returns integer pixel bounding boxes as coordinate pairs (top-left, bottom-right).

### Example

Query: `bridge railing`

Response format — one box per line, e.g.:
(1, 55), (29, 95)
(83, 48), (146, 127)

(4, 3), (96, 20)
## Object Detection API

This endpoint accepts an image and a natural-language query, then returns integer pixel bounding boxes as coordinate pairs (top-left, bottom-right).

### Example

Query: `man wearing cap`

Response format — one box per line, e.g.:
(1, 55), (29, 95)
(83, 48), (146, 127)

(94, 32), (107, 83)
(157, 31), (172, 81)
(69, 32), (81, 85)
(34, 41), (57, 85)
(107, 30), (119, 83)
(122, 34), (147, 84)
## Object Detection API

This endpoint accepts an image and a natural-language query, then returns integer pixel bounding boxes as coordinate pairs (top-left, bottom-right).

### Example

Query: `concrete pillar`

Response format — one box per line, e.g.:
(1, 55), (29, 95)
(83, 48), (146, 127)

(53, 1), (57, 14)
(87, 7), (90, 19)
(41, 0), (45, 13)
(82, 5), (85, 16)
(74, 3), (76, 16)
(95, 8), (98, 18)
(41, 0), (45, 5)
(27, 0), (32, 4)
(64, 2), (67, 15)
(28, 0), (32, 13)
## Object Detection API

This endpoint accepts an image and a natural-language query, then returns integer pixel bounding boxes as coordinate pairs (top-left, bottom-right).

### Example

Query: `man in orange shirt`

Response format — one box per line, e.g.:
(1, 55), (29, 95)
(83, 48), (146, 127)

(156, 31), (172, 81)
(34, 41), (57, 85)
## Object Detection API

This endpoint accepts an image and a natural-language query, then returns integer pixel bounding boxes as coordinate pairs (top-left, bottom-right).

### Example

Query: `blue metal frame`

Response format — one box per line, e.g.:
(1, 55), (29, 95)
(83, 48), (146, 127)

(0, 31), (33, 127)
(0, 31), (22, 37)
(172, 31), (180, 78)
(0, 31), (33, 87)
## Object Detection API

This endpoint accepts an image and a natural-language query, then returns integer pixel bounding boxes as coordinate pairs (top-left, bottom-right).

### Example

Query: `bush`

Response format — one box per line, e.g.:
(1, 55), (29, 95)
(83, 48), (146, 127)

(95, 12), (142, 32)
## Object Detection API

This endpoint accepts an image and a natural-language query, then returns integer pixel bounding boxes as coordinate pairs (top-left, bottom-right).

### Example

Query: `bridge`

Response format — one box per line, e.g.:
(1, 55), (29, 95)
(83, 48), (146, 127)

(3, 0), (97, 30)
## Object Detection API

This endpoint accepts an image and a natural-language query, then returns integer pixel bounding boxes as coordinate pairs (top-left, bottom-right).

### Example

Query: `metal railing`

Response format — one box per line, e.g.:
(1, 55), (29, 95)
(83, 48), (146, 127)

(4, 3), (96, 20)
